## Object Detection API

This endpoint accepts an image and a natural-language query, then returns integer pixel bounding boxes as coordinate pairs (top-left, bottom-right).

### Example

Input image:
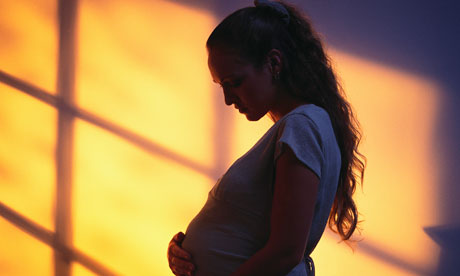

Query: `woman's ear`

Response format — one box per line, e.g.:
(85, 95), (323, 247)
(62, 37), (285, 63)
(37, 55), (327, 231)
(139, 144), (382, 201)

(266, 49), (283, 75)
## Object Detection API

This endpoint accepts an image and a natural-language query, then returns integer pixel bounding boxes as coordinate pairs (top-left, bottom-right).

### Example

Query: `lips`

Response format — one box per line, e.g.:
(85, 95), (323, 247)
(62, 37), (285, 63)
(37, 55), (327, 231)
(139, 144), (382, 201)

(234, 104), (247, 113)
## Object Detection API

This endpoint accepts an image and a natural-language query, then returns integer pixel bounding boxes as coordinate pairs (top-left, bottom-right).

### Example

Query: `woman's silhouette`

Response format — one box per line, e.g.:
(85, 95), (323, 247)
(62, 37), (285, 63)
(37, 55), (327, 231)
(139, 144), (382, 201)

(167, 1), (365, 275)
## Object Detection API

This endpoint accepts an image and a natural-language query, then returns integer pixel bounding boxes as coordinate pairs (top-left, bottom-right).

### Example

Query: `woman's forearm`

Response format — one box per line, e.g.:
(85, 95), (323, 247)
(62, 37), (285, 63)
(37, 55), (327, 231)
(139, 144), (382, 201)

(230, 244), (300, 276)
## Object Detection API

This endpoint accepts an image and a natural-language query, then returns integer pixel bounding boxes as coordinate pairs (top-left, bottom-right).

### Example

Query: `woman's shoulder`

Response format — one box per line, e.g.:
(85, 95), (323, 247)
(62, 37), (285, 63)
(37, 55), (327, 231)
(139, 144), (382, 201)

(280, 104), (331, 128)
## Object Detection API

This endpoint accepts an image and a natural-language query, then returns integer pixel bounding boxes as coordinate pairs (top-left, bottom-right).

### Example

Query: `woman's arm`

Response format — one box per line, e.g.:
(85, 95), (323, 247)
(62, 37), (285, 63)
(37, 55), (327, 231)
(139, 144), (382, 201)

(231, 146), (319, 276)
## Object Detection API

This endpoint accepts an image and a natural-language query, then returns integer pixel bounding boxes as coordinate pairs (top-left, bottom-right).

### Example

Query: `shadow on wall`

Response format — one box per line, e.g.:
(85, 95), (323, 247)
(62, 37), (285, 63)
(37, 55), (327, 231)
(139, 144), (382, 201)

(170, 0), (460, 275)
(425, 225), (460, 276)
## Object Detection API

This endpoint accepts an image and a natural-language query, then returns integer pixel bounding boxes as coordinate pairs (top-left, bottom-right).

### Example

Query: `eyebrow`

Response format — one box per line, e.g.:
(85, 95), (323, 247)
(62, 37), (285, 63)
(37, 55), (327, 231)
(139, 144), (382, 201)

(213, 74), (236, 84)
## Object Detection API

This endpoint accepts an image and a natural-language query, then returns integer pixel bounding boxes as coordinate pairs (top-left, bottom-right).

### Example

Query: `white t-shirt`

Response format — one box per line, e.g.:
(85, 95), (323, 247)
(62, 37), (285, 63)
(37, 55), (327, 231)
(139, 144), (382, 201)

(182, 104), (341, 276)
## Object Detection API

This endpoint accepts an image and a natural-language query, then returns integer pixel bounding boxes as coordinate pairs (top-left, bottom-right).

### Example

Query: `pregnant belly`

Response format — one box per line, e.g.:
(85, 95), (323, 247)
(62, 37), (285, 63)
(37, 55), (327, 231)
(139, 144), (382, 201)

(181, 195), (269, 276)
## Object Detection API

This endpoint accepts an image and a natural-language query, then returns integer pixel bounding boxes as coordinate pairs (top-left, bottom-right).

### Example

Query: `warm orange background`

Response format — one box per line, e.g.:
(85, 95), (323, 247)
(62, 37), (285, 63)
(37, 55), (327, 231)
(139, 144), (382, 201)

(0, 0), (440, 275)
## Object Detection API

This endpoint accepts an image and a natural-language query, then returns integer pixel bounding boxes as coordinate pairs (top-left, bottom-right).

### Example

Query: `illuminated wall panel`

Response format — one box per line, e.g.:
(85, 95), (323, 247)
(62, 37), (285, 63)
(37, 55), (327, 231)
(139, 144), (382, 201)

(0, 84), (56, 231)
(0, 0), (57, 93)
(313, 234), (423, 276)
(73, 119), (211, 275)
(71, 263), (96, 276)
(0, 219), (52, 275)
(310, 49), (440, 275)
(76, 0), (216, 168)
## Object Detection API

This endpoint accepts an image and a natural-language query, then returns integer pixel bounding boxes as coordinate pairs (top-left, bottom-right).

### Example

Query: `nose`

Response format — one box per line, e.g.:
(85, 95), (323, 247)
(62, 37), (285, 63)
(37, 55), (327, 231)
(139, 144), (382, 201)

(223, 89), (235, 106)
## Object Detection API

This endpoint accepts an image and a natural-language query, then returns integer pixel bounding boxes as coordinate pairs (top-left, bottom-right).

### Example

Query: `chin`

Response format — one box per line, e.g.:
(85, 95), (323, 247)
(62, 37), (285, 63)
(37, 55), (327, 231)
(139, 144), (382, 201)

(244, 112), (264, 121)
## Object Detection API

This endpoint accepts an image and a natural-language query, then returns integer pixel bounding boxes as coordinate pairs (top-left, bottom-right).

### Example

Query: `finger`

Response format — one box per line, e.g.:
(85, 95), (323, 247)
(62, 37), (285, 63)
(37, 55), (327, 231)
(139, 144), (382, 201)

(167, 243), (191, 261)
(170, 244), (192, 261)
(171, 255), (195, 272)
(173, 232), (185, 243)
(172, 265), (193, 276)
(171, 264), (189, 276)
(172, 266), (192, 276)
(170, 264), (194, 276)
(169, 257), (195, 275)
(169, 232), (185, 249)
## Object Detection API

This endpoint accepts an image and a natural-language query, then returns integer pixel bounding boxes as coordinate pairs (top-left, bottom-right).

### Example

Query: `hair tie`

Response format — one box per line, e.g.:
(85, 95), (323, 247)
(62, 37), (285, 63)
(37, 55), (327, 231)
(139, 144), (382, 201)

(254, 0), (290, 25)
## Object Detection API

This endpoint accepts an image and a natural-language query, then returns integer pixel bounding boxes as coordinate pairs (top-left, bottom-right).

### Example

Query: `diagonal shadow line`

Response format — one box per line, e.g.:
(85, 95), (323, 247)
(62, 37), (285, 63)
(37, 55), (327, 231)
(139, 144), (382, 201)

(0, 70), (58, 106)
(0, 69), (215, 180)
(0, 201), (118, 275)
(358, 240), (433, 276)
(324, 230), (434, 276)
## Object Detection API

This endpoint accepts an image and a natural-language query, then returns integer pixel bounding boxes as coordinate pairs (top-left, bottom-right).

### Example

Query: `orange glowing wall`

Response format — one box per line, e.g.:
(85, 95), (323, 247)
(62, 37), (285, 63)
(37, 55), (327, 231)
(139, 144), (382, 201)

(0, 0), (440, 275)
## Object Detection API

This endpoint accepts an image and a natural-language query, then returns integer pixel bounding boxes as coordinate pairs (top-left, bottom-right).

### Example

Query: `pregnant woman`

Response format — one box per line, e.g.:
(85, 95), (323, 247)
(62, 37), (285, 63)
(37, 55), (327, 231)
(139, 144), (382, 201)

(167, 1), (365, 275)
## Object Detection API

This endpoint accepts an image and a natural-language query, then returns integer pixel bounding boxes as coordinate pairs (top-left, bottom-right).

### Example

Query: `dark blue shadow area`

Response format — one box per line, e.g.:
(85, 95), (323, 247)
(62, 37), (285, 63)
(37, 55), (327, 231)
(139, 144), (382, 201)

(168, 0), (460, 274)
(425, 225), (460, 276)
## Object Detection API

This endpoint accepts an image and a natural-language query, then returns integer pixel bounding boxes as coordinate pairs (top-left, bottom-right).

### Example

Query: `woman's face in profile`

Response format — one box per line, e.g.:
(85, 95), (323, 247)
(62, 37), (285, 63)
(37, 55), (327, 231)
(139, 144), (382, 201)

(208, 47), (278, 121)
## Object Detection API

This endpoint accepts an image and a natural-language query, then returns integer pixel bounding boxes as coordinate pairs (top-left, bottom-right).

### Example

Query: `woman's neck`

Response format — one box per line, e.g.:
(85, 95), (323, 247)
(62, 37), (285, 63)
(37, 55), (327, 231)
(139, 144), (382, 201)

(269, 94), (309, 122)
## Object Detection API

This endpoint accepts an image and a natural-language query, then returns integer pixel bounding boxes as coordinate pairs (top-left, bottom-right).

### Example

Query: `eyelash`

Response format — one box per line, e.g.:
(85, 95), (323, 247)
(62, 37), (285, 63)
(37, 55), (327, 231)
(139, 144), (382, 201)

(221, 79), (242, 89)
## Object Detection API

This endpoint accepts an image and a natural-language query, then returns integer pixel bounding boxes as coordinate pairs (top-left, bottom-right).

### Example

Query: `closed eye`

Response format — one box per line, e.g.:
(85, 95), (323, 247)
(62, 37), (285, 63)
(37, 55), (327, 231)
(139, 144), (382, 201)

(222, 78), (242, 89)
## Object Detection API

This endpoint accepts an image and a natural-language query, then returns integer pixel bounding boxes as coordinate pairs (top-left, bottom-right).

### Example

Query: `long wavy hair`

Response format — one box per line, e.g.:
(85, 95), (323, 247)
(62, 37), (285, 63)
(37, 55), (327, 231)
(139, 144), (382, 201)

(207, 1), (366, 242)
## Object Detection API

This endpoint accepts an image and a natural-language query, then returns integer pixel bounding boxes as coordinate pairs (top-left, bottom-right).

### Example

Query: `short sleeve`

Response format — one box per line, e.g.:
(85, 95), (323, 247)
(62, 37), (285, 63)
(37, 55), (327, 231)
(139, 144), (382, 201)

(274, 113), (323, 179)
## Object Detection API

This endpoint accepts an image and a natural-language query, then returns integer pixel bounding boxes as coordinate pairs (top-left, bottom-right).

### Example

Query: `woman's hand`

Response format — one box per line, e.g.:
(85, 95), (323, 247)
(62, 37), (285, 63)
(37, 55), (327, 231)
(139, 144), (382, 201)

(167, 232), (195, 276)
